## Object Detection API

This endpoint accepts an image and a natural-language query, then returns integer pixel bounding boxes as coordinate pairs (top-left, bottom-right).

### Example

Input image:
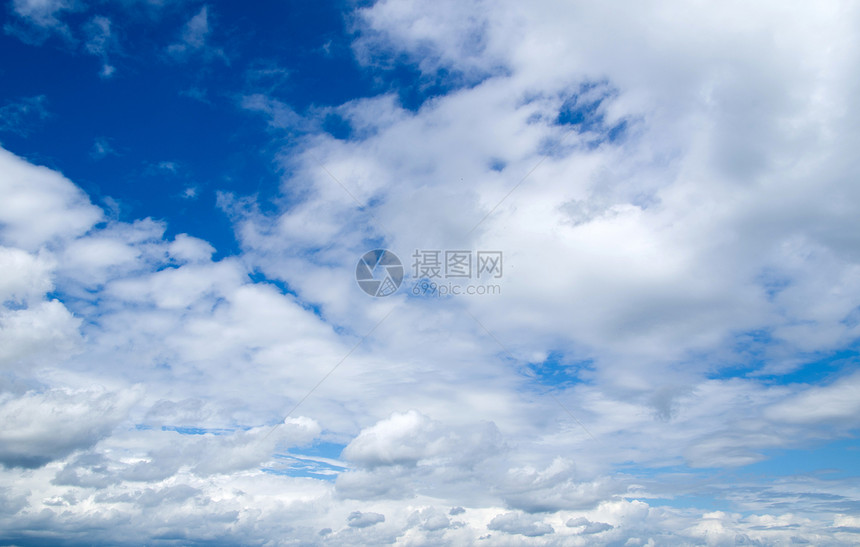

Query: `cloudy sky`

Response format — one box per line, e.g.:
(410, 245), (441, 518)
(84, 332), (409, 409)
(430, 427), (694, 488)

(1, 0), (860, 545)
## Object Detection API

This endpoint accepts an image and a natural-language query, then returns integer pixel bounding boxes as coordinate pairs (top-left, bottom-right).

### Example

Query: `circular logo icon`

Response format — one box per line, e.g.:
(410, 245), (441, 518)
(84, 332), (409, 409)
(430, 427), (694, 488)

(355, 249), (404, 297)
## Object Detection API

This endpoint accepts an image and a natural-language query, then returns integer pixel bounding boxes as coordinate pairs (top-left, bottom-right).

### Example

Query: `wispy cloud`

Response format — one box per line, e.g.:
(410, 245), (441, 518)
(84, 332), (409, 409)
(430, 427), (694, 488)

(0, 95), (49, 135)
(166, 5), (226, 63)
(90, 136), (117, 159)
(3, 0), (77, 45)
(83, 15), (117, 78)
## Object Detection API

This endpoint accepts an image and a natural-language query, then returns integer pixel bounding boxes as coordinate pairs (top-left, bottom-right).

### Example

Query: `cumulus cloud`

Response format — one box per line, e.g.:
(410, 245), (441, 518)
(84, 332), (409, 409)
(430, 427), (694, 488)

(337, 411), (512, 503)
(409, 506), (451, 531)
(168, 233), (215, 263)
(233, 0), (860, 378)
(230, 0), (860, 435)
(207, 0), (860, 540)
(0, 246), (54, 304)
(0, 148), (102, 250)
(0, 387), (138, 468)
(0, 300), (81, 370)
(341, 410), (437, 467)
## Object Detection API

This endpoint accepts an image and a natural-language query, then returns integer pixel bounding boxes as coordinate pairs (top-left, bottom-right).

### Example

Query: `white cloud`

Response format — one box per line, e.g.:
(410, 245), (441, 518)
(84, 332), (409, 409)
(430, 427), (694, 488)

(168, 233), (214, 262)
(341, 410), (438, 467)
(352, 0), (508, 82)
(0, 246), (54, 304)
(205, 0), (860, 540)
(0, 148), (102, 250)
(766, 371), (860, 426)
(0, 300), (81, 370)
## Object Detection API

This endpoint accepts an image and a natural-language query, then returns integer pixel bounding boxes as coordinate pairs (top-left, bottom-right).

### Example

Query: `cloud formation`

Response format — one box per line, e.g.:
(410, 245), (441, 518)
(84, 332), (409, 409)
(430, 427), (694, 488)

(0, 0), (859, 544)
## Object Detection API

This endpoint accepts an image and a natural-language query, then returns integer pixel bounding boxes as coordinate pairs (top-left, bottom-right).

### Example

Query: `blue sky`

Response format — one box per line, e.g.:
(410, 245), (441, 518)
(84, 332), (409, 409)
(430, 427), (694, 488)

(1, 0), (860, 545)
(1, 1), (379, 257)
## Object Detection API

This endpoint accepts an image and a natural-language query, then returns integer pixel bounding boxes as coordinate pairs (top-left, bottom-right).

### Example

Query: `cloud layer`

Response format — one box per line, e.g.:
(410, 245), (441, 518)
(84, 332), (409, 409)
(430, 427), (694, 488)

(1, 0), (859, 545)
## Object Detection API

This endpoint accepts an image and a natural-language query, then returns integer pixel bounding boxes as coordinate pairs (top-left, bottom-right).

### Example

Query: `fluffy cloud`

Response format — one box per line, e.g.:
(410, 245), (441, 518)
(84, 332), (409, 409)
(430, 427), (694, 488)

(340, 410), (493, 468)
(236, 0), (860, 377)
(0, 300), (81, 370)
(0, 246), (54, 304)
(0, 387), (138, 468)
(0, 148), (102, 250)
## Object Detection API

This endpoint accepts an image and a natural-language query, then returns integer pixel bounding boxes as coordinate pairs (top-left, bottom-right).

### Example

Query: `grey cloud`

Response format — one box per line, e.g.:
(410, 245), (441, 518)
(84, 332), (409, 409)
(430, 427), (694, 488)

(567, 516), (613, 534)
(347, 510), (385, 528)
(0, 388), (137, 469)
(407, 507), (451, 532)
(487, 511), (554, 537)
(0, 487), (28, 516)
